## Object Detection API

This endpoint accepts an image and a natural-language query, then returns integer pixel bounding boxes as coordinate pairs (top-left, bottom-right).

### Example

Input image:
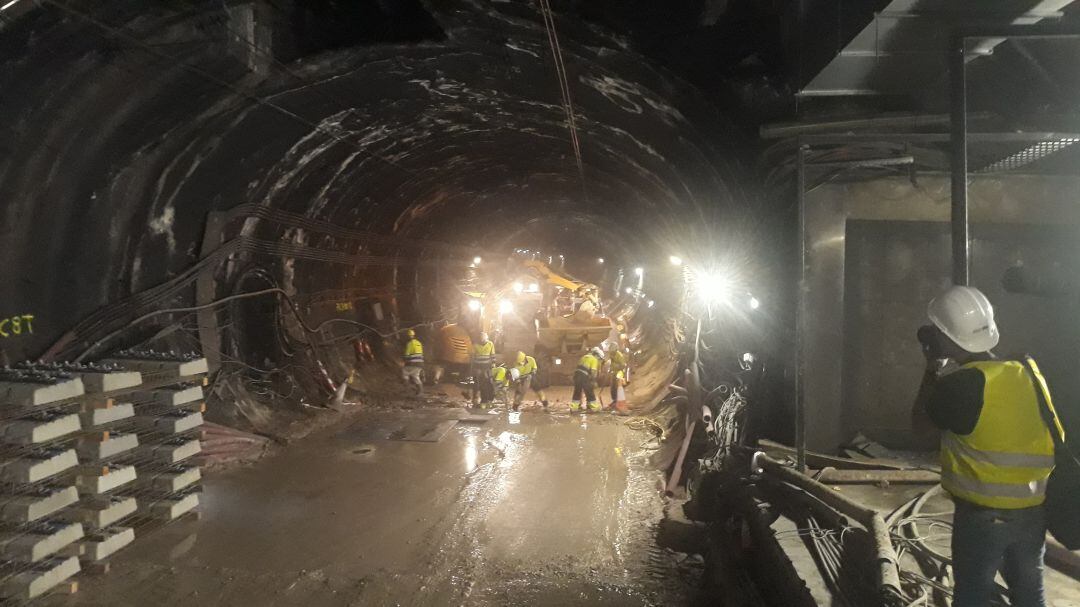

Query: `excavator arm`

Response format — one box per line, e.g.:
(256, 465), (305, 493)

(522, 260), (589, 293)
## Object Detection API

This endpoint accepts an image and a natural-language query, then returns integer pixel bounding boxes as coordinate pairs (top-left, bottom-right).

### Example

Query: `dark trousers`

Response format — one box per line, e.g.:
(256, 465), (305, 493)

(471, 365), (494, 402)
(572, 373), (595, 403)
(952, 501), (1046, 607)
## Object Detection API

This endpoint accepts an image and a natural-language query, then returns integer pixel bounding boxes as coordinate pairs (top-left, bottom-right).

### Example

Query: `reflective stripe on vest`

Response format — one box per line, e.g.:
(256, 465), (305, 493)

(940, 359), (1057, 509)
(472, 341), (495, 365)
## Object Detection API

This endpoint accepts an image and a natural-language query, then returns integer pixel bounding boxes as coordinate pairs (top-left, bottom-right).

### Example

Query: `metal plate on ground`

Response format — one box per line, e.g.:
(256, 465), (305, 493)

(388, 419), (458, 443)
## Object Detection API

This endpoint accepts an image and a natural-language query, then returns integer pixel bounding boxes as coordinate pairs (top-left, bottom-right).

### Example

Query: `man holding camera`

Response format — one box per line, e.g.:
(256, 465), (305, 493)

(914, 286), (1065, 607)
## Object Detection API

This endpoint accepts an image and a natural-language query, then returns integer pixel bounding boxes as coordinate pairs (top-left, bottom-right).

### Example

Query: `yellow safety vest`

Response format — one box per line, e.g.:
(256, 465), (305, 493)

(940, 359), (1063, 509)
(611, 350), (627, 372)
(472, 340), (495, 366)
(491, 366), (508, 387)
(403, 339), (424, 366)
(575, 354), (599, 378)
(514, 356), (538, 378)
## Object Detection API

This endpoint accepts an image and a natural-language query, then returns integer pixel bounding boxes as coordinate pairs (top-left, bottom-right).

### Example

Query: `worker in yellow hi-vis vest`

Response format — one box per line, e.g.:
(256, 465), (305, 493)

(511, 351), (549, 411)
(914, 286), (1064, 607)
(571, 347), (603, 413)
(401, 329), (424, 396)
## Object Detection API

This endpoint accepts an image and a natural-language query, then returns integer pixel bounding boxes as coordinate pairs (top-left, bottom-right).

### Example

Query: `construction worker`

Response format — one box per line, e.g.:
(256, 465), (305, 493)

(401, 329), (424, 396)
(512, 351), (549, 411)
(572, 347), (603, 412)
(491, 364), (511, 404)
(471, 332), (496, 405)
(914, 286), (1063, 607)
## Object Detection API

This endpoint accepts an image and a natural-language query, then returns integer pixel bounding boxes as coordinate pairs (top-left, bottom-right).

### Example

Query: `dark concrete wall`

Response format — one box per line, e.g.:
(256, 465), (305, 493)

(842, 220), (1080, 447)
(803, 175), (1080, 451)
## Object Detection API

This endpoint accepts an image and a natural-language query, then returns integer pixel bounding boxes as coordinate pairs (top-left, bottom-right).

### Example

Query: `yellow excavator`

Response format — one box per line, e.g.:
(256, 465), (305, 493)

(433, 259), (613, 383)
(519, 260), (614, 382)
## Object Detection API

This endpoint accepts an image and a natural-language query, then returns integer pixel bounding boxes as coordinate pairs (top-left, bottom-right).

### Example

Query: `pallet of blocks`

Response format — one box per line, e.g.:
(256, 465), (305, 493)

(106, 351), (206, 527)
(0, 363), (93, 600)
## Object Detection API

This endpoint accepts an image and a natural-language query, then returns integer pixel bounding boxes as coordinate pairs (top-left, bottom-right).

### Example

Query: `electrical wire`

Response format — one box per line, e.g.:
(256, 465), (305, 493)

(537, 0), (586, 194)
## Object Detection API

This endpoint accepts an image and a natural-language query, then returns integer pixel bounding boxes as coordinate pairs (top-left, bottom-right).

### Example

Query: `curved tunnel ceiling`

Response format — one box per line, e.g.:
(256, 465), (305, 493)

(0, 0), (762, 359)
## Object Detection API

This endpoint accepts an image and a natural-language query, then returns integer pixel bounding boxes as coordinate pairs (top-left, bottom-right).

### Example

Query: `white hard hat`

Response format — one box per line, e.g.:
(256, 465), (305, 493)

(509, 368), (521, 382)
(927, 286), (1000, 353)
(479, 332), (489, 342)
(591, 347), (605, 360)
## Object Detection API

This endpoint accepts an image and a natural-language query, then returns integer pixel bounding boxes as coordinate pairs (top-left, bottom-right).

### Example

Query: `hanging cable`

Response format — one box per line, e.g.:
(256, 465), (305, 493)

(537, 0), (587, 194)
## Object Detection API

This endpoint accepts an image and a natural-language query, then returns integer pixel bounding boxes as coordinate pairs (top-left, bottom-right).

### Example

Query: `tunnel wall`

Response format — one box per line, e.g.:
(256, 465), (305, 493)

(0, 1), (756, 370)
(802, 174), (1080, 451)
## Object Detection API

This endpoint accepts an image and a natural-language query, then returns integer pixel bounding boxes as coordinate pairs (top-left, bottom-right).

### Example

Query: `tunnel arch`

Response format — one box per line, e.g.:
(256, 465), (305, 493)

(0, 0), (762, 385)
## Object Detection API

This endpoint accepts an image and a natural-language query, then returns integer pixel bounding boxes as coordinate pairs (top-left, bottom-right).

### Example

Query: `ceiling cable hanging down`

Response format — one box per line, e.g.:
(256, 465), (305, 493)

(537, 0), (587, 194)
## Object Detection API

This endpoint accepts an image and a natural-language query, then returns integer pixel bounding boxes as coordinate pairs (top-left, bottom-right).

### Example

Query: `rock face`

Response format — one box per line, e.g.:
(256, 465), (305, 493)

(0, 0), (754, 361)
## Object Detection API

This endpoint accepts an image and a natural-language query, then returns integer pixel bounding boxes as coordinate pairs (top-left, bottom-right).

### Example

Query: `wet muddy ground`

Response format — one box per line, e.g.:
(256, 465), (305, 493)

(46, 394), (702, 606)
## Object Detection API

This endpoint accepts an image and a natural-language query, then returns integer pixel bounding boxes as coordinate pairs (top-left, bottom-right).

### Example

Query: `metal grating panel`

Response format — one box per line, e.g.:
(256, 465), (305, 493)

(976, 137), (1080, 172)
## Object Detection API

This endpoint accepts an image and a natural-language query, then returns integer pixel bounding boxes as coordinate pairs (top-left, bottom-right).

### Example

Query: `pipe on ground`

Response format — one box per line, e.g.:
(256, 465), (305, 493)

(755, 453), (903, 601)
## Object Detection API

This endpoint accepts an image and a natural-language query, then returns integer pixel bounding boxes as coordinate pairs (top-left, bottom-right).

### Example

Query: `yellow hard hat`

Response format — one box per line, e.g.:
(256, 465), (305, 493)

(406, 329), (416, 338)
(516, 351), (526, 364)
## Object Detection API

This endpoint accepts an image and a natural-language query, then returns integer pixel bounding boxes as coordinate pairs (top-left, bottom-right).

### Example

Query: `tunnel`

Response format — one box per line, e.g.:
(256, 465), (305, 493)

(2, 1), (1080, 605)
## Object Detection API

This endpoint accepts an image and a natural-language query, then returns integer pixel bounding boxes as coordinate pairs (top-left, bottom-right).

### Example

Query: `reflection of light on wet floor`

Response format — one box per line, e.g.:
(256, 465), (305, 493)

(464, 435), (478, 473)
(496, 431), (518, 469)
(507, 411), (521, 425)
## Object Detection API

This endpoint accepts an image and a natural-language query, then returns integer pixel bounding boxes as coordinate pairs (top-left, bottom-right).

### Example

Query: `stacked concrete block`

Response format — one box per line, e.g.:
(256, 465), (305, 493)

(0, 364), (89, 599)
(64, 370), (146, 572)
(124, 356), (206, 523)
(0, 354), (209, 594)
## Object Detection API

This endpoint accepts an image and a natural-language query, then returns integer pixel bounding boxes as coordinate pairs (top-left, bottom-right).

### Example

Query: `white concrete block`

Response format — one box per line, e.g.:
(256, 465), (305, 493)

(139, 438), (201, 464)
(1, 555), (79, 600)
(0, 521), (84, 562)
(75, 464), (136, 495)
(76, 432), (139, 461)
(148, 492), (199, 521)
(0, 487), (79, 523)
(62, 496), (137, 529)
(102, 357), (208, 378)
(0, 449), (79, 483)
(130, 384), (204, 407)
(79, 402), (135, 428)
(135, 411), (203, 435)
(0, 413), (81, 445)
(139, 466), (200, 493)
(0, 377), (84, 407)
(78, 370), (142, 394)
(81, 526), (134, 562)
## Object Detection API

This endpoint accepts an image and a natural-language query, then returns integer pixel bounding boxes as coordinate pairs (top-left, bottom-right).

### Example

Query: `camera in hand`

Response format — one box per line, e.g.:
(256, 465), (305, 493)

(917, 324), (944, 359)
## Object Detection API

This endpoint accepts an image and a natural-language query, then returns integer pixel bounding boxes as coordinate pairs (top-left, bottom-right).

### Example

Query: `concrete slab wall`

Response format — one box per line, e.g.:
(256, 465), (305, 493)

(803, 175), (1080, 450)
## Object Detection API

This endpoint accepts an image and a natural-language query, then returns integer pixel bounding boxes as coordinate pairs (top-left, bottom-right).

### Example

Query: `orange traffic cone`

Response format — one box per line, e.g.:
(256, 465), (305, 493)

(613, 384), (630, 415)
